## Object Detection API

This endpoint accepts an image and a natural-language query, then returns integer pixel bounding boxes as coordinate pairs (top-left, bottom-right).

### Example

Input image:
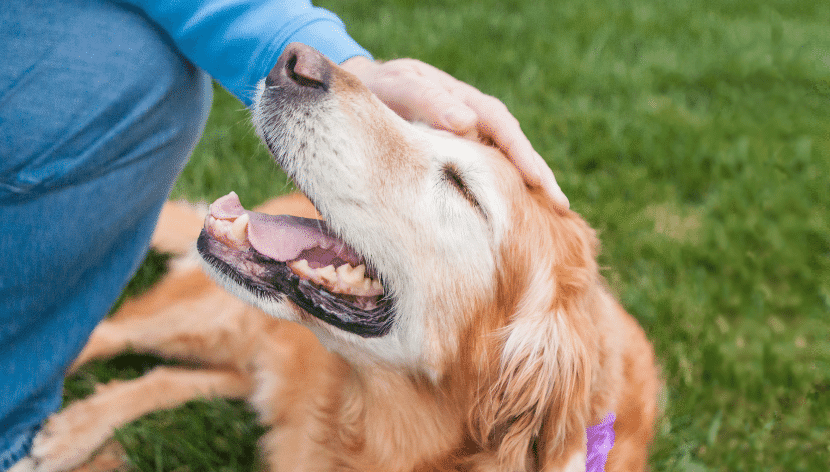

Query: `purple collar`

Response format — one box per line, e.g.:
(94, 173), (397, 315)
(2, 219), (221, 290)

(586, 413), (616, 472)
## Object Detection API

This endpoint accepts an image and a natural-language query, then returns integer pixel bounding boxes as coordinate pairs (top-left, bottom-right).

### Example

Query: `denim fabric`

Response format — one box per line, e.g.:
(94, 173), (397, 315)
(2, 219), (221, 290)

(0, 1), (212, 468)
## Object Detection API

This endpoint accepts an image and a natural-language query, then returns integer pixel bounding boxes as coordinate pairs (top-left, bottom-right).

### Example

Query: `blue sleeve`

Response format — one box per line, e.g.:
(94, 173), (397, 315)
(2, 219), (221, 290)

(118, 0), (372, 105)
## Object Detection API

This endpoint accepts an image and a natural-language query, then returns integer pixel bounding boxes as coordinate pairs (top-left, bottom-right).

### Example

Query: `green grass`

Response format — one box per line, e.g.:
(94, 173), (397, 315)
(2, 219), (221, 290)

(66, 0), (829, 469)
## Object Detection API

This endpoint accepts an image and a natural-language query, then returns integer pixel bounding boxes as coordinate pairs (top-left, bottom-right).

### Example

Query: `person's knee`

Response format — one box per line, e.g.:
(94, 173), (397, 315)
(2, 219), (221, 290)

(0, 3), (214, 468)
(0, 0), (212, 201)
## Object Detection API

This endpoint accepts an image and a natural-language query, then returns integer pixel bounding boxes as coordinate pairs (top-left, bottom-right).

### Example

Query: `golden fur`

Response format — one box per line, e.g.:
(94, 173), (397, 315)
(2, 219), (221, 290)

(30, 45), (660, 472)
(31, 189), (659, 472)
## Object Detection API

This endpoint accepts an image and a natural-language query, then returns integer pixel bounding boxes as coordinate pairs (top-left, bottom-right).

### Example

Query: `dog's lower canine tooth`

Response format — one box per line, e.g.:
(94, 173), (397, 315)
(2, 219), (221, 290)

(231, 213), (249, 241)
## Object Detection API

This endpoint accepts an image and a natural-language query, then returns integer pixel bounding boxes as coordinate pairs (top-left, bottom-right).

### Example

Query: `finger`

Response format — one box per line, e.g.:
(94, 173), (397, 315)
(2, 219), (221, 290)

(536, 152), (570, 209)
(460, 90), (570, 208)
(465, 92), (542, 186)
(394, 80), (478, 133)
(385, 60), (481, 133)
(424, 71), (539, 172)
(360, 59), (570, 208)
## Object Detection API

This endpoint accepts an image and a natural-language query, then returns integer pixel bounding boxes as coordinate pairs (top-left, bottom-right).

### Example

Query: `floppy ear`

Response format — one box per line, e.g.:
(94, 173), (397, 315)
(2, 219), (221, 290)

(471, 302), (592, 471)
(468, 202), (600, 470)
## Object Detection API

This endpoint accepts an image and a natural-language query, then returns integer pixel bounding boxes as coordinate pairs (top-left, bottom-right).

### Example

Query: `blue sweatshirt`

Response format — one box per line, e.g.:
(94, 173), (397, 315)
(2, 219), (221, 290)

(119, 0), (372, 105)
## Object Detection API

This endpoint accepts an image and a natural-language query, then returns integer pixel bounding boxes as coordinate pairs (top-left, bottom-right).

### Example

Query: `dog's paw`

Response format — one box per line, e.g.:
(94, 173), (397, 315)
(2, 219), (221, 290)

(29, 401), (117, 472)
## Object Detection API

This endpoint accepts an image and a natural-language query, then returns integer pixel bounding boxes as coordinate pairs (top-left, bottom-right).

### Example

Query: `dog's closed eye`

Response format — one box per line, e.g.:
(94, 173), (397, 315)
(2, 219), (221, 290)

(441, 163), (486, 218)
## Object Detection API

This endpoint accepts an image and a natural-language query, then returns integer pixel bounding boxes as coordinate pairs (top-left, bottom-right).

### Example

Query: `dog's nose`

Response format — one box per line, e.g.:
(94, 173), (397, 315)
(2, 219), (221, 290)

(266, 43), (331, 91)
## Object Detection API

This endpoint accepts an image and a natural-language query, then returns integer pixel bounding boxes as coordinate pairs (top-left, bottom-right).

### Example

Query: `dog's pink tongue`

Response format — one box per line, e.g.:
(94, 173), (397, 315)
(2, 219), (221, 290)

(210, 192), (340, 262)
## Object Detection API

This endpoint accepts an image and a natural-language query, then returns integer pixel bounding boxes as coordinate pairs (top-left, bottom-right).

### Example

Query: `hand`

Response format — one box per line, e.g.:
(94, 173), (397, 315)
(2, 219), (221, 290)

(340, 56), (569, 209)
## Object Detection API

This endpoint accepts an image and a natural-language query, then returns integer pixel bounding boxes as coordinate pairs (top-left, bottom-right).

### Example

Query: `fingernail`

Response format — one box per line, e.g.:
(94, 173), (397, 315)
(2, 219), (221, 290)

(534, 153), (569, 209)
(444, 106), (476, 129)
(542, 168), (569, 209)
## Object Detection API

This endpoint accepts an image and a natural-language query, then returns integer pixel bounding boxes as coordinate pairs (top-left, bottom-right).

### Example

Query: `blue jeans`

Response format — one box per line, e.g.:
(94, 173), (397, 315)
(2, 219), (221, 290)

(0, 1), (212, 468)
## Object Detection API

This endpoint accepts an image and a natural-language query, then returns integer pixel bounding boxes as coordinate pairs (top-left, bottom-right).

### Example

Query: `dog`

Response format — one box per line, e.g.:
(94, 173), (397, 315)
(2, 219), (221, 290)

(29, 43), (660, 472)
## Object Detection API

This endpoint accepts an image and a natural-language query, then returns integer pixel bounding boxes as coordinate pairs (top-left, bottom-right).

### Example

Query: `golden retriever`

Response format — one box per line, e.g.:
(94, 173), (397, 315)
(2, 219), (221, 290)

(29, 43), (660, 472)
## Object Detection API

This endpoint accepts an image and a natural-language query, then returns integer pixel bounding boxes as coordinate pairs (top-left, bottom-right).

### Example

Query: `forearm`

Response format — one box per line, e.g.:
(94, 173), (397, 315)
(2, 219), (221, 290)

(119, 0), (371, 105)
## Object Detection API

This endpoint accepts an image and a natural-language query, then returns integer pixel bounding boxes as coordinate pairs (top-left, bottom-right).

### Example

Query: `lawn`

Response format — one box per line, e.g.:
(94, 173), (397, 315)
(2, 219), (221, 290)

(66, 0), (829, 470)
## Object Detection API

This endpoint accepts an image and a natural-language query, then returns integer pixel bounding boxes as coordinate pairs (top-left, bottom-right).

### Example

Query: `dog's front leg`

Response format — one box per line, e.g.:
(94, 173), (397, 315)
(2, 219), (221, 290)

(31, 367), (252, 472)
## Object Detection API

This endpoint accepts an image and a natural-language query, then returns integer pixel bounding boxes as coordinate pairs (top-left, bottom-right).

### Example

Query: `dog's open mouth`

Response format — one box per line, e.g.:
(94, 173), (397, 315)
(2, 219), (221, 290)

(197, 192), (394, 337)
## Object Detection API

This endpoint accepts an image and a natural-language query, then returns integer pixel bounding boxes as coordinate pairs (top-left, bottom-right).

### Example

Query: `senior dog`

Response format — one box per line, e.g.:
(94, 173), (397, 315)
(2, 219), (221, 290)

(31, 43), (660, 472)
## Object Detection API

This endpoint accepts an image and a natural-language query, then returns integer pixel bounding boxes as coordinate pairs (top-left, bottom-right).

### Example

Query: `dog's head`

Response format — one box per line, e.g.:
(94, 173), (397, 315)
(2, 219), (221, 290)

(198, 43), (601, 468)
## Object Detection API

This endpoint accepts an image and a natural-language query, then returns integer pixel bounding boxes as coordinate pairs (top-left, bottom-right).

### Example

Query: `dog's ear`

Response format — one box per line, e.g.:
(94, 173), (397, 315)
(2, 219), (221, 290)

(468, 206), (599, 470)
(470, 304), (592, 471)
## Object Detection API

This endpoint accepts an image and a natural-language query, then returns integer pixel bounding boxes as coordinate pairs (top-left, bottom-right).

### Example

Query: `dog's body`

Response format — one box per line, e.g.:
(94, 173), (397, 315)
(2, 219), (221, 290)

(30, 44), (660, 472)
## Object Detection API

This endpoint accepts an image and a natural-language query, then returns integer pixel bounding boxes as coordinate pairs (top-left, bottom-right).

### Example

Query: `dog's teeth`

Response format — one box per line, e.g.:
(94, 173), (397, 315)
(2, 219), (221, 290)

(291, 260), (383, 297)
(320, 265), (337, 284)
(289, 259), (313, 277)
(352, 264), (366, 281)
(360, 278), (384, 297)
(336, 263), (352, 279)
(371, 280), (383, 293)
(230, 213), (249, 241)
(337, 263), (365, 286)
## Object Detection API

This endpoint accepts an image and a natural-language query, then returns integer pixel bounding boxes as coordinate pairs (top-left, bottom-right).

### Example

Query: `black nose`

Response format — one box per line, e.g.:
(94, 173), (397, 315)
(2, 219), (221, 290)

(265, 42), (331, 91)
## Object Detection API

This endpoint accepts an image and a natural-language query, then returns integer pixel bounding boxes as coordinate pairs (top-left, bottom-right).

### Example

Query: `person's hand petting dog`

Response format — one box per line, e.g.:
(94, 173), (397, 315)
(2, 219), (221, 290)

(341, 55), (570, 209)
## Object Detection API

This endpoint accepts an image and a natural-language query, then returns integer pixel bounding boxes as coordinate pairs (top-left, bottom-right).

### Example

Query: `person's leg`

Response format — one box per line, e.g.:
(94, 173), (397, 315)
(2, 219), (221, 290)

(0, 1), (212, 469)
